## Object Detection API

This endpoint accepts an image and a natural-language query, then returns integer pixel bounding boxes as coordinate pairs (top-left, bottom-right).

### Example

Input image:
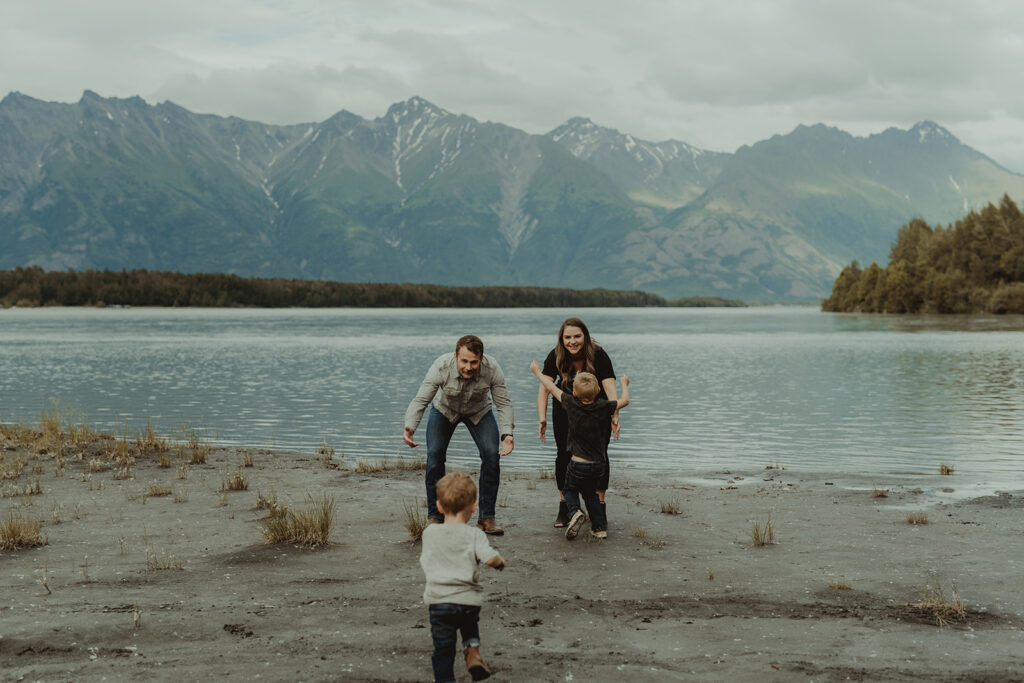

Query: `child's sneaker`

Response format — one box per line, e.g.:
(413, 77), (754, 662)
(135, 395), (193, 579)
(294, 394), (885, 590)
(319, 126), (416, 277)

(565, 510), (586, 540)
(590, 529), (607, 539)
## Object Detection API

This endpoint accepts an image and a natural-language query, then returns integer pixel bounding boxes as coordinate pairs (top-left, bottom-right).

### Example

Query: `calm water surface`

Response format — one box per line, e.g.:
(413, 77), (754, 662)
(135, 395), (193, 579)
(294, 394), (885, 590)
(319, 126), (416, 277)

(1, 307), (1023, 488)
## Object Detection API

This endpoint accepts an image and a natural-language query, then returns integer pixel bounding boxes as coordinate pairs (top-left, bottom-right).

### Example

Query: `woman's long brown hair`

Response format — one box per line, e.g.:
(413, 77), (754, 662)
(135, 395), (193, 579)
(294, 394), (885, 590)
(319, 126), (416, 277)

(554, 317), (599, 386)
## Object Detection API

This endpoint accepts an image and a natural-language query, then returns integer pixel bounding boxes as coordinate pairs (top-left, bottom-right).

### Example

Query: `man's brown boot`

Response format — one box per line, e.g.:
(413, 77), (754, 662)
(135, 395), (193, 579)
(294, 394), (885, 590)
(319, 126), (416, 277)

(476, 517), (504, 535)
(464, 645), (491, 680)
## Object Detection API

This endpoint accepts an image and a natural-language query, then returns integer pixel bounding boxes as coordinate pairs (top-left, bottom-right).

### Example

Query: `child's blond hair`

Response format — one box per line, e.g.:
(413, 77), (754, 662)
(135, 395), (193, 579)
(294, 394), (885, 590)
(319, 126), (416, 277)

(436, 472), (477, 515)
(573, 372), (600, 401)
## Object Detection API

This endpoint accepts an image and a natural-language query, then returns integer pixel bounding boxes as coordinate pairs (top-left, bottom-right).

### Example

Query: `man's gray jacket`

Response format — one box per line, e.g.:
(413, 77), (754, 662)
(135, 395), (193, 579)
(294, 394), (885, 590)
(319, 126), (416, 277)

(404, 353), (514, 436)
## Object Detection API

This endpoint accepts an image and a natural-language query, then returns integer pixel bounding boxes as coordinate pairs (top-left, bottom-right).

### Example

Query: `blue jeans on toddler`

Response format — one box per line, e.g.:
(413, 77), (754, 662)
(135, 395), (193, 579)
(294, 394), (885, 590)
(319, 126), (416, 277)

(425, 406), (500, 520)
(563, 459), (607, 532)
(428, 602), (482, 683)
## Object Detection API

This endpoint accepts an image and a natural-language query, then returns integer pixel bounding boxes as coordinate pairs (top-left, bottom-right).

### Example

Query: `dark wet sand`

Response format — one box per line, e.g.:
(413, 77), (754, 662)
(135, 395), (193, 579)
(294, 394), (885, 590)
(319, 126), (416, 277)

(3, 446), (1023, 682)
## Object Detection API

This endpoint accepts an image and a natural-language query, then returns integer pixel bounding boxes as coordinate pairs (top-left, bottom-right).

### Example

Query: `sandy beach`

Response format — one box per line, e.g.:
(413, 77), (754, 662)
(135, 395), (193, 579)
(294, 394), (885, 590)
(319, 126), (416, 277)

(2, 430), (1023, 682)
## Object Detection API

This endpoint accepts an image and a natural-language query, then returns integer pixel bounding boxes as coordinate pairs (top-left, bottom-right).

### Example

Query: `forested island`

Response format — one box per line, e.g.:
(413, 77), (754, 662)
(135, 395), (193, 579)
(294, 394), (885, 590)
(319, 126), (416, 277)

(0, 267), (744, 309)
(823, 195), (1024, 314)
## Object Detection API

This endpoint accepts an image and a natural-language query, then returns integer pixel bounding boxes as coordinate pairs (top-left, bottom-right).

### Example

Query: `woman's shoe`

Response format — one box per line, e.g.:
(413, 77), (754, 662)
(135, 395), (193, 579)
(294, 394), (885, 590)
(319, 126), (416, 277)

(553, 501), (569, 528)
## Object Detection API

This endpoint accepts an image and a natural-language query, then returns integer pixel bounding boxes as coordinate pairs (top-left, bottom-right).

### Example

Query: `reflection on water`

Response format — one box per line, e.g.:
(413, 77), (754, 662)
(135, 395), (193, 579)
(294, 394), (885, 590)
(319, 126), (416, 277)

(1, 307), (1023, 485)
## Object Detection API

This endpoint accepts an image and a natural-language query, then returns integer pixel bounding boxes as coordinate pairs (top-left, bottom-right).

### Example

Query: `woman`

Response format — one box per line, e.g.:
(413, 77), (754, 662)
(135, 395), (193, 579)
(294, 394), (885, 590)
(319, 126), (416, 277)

(536, 317), (619, 527)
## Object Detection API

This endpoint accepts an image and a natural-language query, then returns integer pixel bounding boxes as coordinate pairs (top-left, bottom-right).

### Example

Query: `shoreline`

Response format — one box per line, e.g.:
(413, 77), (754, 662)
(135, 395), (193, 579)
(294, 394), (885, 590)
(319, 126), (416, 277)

(3, 438), (1023, 681)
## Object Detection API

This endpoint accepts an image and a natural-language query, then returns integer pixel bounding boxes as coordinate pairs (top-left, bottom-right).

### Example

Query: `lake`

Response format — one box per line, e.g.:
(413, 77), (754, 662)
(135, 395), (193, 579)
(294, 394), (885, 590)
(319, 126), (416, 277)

(1, 306), (1023, 489)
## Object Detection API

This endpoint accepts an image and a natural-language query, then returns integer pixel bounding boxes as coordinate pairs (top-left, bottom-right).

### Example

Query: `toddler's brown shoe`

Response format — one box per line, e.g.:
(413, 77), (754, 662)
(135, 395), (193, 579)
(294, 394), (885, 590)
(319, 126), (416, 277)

(465, 645), (492, 680)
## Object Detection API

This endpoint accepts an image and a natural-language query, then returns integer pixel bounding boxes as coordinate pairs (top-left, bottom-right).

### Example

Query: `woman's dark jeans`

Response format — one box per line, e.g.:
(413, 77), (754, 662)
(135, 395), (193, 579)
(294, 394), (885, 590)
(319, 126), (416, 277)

(563, 459), (608, 531)
(428, 602), (482, 682)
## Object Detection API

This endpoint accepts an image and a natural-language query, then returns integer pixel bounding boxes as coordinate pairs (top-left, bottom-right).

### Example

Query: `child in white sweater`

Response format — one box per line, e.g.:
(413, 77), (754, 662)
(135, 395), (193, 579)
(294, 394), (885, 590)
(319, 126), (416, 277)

(420, 472), (506, 682)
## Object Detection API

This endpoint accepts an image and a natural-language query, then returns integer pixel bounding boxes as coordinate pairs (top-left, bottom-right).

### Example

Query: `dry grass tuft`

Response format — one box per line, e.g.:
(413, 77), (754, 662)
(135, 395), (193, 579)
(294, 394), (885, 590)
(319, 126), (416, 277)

(35, 563), (52, 594)
(146, 549), (185, 571)
(355, 457), (426, 473)
(255, 488), (279, 511)
(146, 483), (173, 497)
(912, 582), (966, 626)
(0, 510), (46, 550)
(631, 527), (667, 549)
(186, 428), (211, 464)
(659, 499), (682, 515)
(939, 463), (955, 475)
(88, 458), (110, 473)
(241, 450), (255, 467)
(906, 511), (929, 525)
(220, 470), (249, 492)
(828, 579), (852, 590)
(106, 422), (135, 467)
(172, 488), (188, 504)
(136, 419), (170, 456)
(872, 488), (889, 498)
(2, 479), (43, 498)
(537, 468), (555, 480)
(317, 440), (336, 468)
(1, 454), (28, 481)
(259, 494), (335, 547)
(403, 499), (428, 542)
(751, 515), (775, 546)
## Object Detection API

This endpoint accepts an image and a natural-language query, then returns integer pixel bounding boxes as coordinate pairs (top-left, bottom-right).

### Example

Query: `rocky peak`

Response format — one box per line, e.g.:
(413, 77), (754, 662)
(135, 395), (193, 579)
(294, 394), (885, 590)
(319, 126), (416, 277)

(910, 120), (958, 145)
(385, 96), (449, 124)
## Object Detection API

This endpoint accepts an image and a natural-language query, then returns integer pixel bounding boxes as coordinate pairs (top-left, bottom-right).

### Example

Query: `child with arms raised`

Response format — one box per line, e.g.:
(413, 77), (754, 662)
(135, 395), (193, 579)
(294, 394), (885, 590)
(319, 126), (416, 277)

(420, 472), (506, 682)
(530, 362), (630, 539)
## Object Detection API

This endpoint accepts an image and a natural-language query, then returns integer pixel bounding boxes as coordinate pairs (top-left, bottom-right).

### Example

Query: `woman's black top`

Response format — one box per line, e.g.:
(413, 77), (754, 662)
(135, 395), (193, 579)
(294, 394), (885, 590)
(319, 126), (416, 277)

(541, 346), (615, 401)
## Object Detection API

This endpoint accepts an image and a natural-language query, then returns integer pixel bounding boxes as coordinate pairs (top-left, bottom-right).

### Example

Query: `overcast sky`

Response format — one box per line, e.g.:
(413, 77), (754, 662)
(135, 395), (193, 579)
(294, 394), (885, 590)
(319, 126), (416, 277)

(4, 0), (1024, 172)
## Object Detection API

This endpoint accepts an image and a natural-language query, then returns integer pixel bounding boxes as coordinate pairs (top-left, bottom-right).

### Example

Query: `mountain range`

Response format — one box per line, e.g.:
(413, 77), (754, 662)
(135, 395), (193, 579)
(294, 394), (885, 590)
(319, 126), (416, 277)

(3, 90), (1024, 301)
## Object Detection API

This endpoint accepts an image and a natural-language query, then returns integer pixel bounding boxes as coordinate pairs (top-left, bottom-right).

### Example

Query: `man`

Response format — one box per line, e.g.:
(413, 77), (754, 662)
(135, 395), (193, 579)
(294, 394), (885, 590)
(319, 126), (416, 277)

(404, 334), (514, 535)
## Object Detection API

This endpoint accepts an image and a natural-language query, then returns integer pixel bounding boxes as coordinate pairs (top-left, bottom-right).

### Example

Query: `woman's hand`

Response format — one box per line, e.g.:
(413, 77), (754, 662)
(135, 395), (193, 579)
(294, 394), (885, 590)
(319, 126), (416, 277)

(538, 419), (547, 442)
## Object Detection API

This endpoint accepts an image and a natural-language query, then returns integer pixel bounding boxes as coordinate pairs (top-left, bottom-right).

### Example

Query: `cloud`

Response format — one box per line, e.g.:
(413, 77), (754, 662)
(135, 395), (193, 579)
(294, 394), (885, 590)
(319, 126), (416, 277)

(150, 64), (409, 124)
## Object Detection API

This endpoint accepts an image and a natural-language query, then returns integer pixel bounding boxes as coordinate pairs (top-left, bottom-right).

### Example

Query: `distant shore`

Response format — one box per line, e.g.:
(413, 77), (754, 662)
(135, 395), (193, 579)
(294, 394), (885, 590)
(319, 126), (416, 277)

(0, 267), (746, 309)
(3, 423), (1022, 681)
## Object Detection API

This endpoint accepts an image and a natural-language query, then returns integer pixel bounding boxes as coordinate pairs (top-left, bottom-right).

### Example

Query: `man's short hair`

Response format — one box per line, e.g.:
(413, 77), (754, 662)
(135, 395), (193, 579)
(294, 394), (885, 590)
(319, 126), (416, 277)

(455, 334), (484, 357)
(574, 372), (600, 401)
(436, 472), (477, 516)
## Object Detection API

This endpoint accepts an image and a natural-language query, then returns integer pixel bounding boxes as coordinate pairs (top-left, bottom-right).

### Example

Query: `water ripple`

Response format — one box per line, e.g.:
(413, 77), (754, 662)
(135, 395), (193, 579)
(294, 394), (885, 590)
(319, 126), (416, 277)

(1, 307), (1023, 488)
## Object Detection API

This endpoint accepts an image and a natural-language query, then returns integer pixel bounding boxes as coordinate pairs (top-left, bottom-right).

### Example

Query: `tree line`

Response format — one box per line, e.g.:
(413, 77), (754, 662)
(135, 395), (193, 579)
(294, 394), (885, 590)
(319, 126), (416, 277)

(0, 267), (742, 308)
(822, 194), (1024, 314)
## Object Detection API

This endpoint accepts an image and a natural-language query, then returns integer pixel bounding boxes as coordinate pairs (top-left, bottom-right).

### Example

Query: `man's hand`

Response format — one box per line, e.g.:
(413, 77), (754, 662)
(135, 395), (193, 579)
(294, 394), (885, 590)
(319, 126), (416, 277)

(403, 427), (419, 448)
(538, 419), (547, 442)
(611, 412), (620, 440)
(498, 435), (514, 456)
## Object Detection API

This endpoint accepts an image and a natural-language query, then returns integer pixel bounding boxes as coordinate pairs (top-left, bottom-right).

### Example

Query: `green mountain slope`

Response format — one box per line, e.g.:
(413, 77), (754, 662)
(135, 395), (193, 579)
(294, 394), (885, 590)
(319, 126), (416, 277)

(3, 91), (1024, 301)
(617, 122), (1024, 299)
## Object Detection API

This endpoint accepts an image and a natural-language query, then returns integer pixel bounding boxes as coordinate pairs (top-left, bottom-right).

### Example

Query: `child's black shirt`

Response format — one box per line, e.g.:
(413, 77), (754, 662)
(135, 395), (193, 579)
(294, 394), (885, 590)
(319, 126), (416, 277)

(559, 395), (619, 462)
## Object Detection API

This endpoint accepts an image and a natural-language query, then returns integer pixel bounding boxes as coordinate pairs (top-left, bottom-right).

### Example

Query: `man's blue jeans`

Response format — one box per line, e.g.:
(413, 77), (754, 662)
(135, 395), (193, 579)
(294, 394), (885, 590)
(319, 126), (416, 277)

(425, 406), (500, 520)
